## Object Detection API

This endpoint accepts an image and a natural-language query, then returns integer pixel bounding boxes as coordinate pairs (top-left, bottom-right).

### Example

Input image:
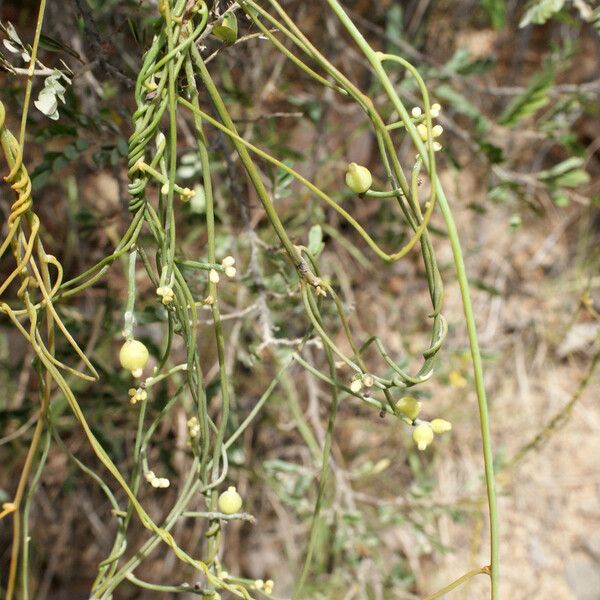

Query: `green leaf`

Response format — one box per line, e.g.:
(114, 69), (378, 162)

(308, 225), (324, 257)
(520, 0), (566, 27)
(436, 84), (490, 134)
(481, 0), (506, 29)
(443, 48), (495, 76)
(551, 190), (570, 206)
(538, 157), (590, 189)
(537, 156), (585, 180)
(498, 70), (553, 127)
(39, 33), (81, 60)
(212, 13), (238, 44)
(554, 169), (590, 187)
(385, 4), (404, 53)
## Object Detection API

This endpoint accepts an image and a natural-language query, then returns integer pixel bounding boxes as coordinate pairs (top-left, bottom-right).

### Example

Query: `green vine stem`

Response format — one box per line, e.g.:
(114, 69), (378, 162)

(322, 1), (499, 595)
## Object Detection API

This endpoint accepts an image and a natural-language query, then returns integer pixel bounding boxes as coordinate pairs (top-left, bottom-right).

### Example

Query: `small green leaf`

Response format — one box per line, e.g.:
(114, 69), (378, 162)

(4, 22), (22, 45)
(498, 70), (553, 127)
(63, 144), (79, 160)
(436, 84), (490, 134)
(551, 190), (570, 206)
(481, 0), (506, 29)
(520, 0), (566, 27)
(554, 169), (590, 187)
(308, 225), (324, 257)
(74, 138), (89, 152)
(537, 156), (582, 179)
(385, 4), (404, 53)
(212, 13), (238, 44)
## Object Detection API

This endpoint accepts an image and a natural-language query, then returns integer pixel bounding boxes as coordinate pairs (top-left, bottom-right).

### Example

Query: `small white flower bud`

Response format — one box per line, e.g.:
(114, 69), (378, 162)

(361, 374), (374, 387)
(417, 123), (429, 141)
(411, 106), (422, 118)
(222, 255), (236, 267)
(350, 379), (363, 393)
(209, 269), (220, 284)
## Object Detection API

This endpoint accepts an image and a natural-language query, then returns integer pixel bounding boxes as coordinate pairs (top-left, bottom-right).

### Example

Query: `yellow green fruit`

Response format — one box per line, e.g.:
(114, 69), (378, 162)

(218, 486), (243, 514)
(119, 339), (149, 372)
(431, 418), (452, 434)
(413, 423), (434, 451)
(396, 396), (422, 421)
(345, 163), (372, 194)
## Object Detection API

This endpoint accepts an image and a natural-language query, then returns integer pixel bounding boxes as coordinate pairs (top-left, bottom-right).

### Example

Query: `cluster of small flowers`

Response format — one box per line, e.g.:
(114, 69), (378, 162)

(145, 470), (170, 488)
(395, 396), (452, 451)
(187, 416), (200, 439)
(209, 256), (237, 284)
(128, 387), (147, 405)
(179, 187), (195, 201)
(159, 182), (195, 202)
(156, 285), (175, 305)
(349, 373), (375, 394)
(254, 579), (274, 594)
(411, 104), (443, 152)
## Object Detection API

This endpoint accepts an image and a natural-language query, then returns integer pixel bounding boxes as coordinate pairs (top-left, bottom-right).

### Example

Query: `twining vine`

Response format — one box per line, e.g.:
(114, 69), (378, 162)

(0, 1), (499, 598)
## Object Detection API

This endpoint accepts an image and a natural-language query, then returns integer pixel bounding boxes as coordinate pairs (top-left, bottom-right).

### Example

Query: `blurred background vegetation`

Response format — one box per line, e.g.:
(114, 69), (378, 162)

(1, 0), (599, 598)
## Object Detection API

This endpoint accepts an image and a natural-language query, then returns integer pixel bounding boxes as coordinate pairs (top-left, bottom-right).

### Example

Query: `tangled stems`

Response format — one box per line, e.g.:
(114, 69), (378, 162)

(323, 0), (499, 595)
(2, 0), (499, 598)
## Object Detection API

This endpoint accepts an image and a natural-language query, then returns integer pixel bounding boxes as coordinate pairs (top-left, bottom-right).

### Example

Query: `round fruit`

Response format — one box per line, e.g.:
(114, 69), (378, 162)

(218, 486), (243, 514)
(119, 339), (149, 372)
(396, 396), (422, 421)
(345, 163), (372, 194)
(413, 423), (434, 451)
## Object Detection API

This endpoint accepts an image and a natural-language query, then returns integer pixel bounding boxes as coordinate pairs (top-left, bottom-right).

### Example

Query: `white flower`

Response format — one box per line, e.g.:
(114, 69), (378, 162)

(350, 379), (363, 393)
(222, 255), (235, 267)
(417, 123), (429, 141)
(156, 286), (175, 305)
(361, 374), (374, 387)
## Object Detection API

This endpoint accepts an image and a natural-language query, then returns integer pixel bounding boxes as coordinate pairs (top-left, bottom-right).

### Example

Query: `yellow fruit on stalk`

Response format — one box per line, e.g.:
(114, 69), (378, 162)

(345, 163), (372, 194)
(431, 418), (452, 434)
(218, 486), (243, 514)
(412, 423), (434, 451)
(396, 396), (422, 421)
(119, 339), (149, 376)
